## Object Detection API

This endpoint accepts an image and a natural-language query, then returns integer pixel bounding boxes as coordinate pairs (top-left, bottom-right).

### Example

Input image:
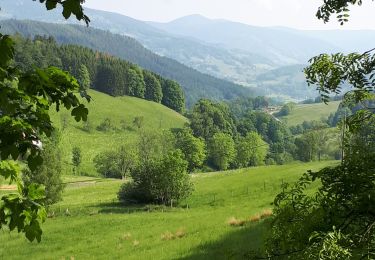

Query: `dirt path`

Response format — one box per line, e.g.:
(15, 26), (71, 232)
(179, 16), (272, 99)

(0, 185), (17, 191)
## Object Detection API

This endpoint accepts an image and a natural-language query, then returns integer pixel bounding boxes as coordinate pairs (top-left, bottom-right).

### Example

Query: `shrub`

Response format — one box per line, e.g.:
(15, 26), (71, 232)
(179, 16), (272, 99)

(118, 150), (193, 205)
(96, 118), (113, 132)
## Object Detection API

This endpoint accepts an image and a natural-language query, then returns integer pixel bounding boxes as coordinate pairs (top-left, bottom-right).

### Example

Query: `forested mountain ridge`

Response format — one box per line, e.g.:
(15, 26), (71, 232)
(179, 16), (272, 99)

(12, 35), (186, 112)
(0, 19), (255, 106)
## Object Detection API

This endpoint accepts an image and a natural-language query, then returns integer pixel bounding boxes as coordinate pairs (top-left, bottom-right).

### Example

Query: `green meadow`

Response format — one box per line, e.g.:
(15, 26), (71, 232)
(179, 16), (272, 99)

(50, 90), (188, 175)
(280, 101), (340, 126)
(0, 161), (336, 260)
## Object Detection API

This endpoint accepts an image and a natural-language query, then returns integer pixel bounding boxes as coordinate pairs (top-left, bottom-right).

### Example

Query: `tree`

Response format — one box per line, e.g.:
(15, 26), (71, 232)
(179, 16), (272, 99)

(208, 133), (236, 171)
(94, 145), (138, 179)
(72, 147), (81, 175)
(276, 102), (296, 117)
(235, 132), (268, 168)
(78, 64), (91, 90)
(23, 131), (65, 206)
(160, 79), (185, 113)
(0, 0), (89, 242)
(174, 128), (206, 172)
(118, 150), (193, 205)
(143, 71), (163, 103)
(190, 99), (236, 140)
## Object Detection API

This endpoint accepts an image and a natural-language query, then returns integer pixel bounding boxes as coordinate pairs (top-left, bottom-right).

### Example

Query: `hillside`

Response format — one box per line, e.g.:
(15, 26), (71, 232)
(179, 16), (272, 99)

(279, 101), (341, 126)
(50, 90), (188, 175)
(0, 19), (254, 106)
(0, 161), (336, 259)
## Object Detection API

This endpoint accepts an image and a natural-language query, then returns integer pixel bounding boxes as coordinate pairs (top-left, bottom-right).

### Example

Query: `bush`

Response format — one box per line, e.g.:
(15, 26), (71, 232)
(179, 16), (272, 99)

(96, 118), (113, 132)
(118, 150), (193, 205)
(118, 182), (151, 204)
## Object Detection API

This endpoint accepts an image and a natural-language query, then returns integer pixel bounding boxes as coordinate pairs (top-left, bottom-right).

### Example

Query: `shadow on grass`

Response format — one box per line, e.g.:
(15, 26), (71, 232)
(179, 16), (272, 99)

(94, 201), (181, 214)
(178, 220), (270, 260)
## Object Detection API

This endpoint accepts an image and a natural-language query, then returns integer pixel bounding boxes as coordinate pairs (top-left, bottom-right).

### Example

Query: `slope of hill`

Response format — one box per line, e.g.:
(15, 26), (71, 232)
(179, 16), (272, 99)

(50, 90), (188, 175)
(0, 19), (255, 106)
(0, 161), (336, 259)
(279, 101), (341, 126)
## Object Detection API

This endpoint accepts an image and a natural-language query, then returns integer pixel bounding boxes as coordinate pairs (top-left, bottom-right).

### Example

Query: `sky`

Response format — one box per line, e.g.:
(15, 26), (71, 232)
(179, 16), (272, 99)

(84, 0), (375, 30)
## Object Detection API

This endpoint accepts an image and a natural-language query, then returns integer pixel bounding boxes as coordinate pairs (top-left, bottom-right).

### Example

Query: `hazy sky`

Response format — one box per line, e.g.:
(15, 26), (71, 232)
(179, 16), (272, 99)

(84, 0), (375, 30)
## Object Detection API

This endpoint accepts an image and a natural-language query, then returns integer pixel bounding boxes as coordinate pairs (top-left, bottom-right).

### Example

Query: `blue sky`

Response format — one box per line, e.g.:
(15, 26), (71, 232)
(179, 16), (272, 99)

(84, 0), (375, 30)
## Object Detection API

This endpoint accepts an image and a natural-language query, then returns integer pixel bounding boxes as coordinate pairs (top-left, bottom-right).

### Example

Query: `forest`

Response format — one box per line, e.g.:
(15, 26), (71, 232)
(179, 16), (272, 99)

(13, 35), (185, 113)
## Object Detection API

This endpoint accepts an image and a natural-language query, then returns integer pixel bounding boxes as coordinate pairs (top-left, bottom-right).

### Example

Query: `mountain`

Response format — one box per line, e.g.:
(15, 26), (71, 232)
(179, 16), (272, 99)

(3, 1), (372, 101)
(0, 0), (274, 87)
(149, 15), (340, 65)
(0, 19), (255, 106)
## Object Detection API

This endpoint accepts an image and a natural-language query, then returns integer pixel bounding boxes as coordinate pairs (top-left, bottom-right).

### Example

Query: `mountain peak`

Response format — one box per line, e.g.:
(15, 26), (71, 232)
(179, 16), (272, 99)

(168, 14), (212, 24)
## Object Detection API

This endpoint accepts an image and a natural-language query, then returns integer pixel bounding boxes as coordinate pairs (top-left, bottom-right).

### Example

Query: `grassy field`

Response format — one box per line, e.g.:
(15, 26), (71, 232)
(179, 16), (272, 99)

(280, 101), (340, 126)
(0, 161), (337, 259)
(50, 90), (188, 176)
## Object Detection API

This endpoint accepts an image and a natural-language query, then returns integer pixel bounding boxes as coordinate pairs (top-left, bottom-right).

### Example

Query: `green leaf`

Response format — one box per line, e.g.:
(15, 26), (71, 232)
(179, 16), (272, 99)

(27, 184), (46, 201)
(46, 1), (57, 10)
(71, 104), (89, 122)
(27, 155), (43, 172)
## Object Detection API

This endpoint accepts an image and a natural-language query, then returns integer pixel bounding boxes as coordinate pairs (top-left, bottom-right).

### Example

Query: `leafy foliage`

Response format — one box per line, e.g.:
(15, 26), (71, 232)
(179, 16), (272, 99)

(0, 29), (89, 241)
(119, 150), (193, 205)
(235, 132), (268, 168)
(36, 0), (89, 25)
(23, 131), (65, 206)
(208, 133), (236, 171)
(174, 128), (206, 172)
(315, 0), (371, 25)
(94, 145), (138, 179)
(190, 99), (237, 140)
(264, 1), (375, 256)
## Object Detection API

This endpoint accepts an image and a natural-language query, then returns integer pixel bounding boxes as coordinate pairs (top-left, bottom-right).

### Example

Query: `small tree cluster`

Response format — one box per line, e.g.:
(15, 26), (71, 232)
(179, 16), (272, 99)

(94, 145), (137, 179)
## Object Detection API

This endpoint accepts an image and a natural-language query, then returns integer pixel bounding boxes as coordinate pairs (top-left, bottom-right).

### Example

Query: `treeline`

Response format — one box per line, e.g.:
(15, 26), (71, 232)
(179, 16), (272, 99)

(1, 19), (255, 106)
(13, 35), (185, 112)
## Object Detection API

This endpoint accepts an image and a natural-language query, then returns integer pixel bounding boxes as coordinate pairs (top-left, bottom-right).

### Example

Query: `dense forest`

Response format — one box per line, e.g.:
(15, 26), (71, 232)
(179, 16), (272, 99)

(13, 35), (185, 112)
(0, 19), (255, 106)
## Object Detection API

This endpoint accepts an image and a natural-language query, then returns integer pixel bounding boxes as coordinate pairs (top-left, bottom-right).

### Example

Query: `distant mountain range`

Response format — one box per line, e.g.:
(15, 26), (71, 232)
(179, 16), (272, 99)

(0, 19), (254, 107)
(1, 0), (374, 101)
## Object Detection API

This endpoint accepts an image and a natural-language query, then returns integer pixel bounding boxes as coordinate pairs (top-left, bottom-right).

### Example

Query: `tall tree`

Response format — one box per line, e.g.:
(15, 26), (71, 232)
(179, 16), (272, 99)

(235, 132), (268, 168)
(190, 99), (236, 140)
(78, 64), (91, 90)
(208, 133), (236, 171)
(143, 71), (163, 103)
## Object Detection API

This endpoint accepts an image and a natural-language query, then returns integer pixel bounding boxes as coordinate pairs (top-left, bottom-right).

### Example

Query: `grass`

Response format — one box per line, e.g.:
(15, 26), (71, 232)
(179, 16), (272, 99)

(280, 101), (340, 126)
(50, 90), (188, 176)
(0, 160), (337, 259)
